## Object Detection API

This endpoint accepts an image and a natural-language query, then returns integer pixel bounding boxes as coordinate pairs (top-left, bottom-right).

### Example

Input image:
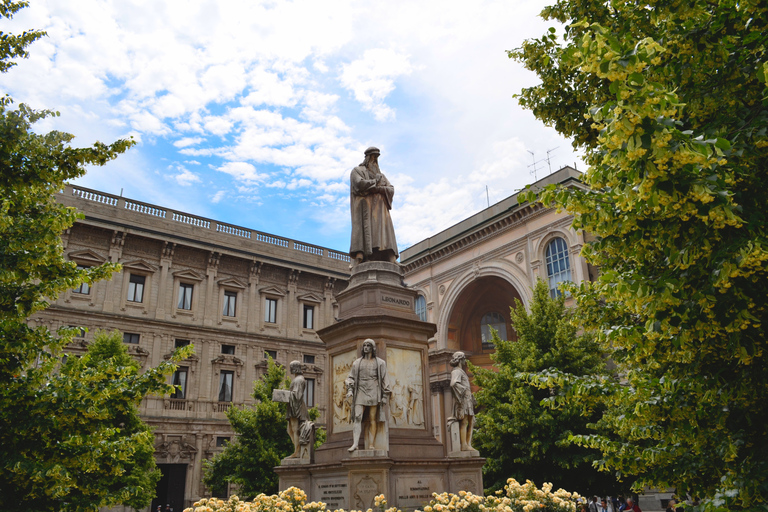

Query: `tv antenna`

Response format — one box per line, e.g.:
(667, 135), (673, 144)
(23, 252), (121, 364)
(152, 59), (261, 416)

(545, 147), (559, 174)
(527, 150), (548, 180)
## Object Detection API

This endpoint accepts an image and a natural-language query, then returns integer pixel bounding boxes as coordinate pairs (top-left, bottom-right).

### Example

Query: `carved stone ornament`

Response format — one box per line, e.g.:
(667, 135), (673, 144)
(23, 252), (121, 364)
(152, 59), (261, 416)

(211, 354), (244, 376)
(155, 437), (198, 463)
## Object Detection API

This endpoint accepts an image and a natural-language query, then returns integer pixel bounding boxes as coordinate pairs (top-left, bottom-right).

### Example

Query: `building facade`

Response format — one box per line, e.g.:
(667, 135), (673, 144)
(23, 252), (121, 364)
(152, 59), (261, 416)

(38, 185), (351, 510)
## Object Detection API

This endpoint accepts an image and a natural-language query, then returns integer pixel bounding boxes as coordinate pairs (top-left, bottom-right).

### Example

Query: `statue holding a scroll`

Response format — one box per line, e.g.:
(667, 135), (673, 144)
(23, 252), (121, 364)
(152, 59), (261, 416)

(349, 147), (399, 266)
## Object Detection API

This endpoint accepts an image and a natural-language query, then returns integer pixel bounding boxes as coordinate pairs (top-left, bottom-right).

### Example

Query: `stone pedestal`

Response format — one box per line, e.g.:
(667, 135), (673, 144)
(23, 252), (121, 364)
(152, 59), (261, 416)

(277, 262), (484, 510)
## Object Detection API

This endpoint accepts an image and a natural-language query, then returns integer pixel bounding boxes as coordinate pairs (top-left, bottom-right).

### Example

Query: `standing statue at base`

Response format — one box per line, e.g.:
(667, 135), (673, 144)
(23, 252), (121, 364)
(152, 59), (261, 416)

(286, 361), (311, 458)
(349, 147), (399, 266)
(345, 339), (391, 452)
(449, 351), (476, 452)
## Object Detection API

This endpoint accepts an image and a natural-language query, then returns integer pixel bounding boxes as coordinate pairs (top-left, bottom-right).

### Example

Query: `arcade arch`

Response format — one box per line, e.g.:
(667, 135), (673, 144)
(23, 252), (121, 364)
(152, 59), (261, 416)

(443, 275), (524, 370)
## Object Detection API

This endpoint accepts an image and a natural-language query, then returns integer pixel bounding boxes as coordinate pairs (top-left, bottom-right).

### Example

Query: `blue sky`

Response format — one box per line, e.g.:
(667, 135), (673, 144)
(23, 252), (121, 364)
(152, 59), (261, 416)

(0, 0), (583, 253)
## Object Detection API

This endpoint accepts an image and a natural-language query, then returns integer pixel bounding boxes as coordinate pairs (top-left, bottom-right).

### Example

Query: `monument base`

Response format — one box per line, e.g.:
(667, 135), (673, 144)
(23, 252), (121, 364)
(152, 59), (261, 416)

(448, 450), (480, 458)
(276, 457), (485, 511)
(350, 449), (388, 458)
(281, 457), (312, 466)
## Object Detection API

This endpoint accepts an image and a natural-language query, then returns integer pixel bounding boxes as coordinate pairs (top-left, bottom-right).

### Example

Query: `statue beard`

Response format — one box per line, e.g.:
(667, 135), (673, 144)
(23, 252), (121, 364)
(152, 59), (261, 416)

(367, 161), (381, 175)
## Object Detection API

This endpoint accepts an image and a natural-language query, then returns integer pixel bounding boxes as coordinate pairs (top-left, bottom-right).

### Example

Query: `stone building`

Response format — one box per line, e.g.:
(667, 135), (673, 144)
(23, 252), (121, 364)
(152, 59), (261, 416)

(40, 184), (351, 510)
(36, 165), (596, 510)
(399, 166), (592, 444)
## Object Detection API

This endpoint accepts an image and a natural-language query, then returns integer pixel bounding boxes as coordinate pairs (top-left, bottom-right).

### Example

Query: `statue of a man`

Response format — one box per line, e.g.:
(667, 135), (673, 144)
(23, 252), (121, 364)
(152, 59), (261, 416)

(449, 351), (476, 452)
(286, 360), (310, 458)
(349, 147), (398, 266)
(345, 338), (391, 452)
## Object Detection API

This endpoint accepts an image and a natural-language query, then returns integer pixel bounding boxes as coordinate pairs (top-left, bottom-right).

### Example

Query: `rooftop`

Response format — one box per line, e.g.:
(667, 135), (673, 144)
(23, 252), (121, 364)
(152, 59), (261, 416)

(58, 184), (352, 278)
(400, 166), (582, 264)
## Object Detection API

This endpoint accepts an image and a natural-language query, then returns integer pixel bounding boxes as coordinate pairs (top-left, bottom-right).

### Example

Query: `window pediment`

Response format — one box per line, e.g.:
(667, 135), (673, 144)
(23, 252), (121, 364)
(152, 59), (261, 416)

(122, 259), (158, 273)
(297, 292), (323, 304)
(69, 249), (106, 266)
(259, 285), (286, 297)
(173, 268), (204, 282)
(212, 354), (244, 376)
(217, 277), (247, 290)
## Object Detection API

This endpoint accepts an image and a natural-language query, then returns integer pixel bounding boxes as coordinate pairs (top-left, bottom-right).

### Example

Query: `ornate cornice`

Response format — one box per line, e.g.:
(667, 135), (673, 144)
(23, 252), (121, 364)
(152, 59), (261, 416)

(402, 204), (547, 274)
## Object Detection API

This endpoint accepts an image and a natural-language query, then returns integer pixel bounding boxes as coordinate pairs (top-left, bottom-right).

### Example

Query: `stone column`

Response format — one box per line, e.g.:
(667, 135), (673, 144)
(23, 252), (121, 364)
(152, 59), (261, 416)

(197, 340), (211, 401)
(191, 433), (204, 500)
(286, 270), (300, 338)
(246, 261), (261, 333)
(156, 242), (175, 320)
(102, 230), (125, 313)
(203, 252), (220, 327)
(324, 277), (335, 328)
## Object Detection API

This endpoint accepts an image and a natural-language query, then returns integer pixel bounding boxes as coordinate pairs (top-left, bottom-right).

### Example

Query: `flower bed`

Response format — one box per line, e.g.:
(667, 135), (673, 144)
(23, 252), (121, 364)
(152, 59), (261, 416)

(185, 479), (582, 512)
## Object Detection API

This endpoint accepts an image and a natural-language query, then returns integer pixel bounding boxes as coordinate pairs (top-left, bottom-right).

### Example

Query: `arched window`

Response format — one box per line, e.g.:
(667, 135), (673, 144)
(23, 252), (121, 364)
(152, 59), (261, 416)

(480, 311), (507, 349)
(545, 237), (571, 298)
(415, 295), (427, 322)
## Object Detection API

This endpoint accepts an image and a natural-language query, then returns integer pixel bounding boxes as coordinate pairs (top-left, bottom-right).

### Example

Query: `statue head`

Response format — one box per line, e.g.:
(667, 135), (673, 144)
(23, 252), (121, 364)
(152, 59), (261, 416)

(289, 360), (303, 375)
(361, 338), (377, 358)
(450, 351), (466, 368)
(361, 147), (381, 171)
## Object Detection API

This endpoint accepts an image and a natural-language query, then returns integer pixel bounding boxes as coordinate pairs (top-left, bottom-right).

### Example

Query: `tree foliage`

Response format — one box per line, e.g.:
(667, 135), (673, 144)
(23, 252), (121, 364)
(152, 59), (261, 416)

(473, 280), (615, 495)
(0, 3), (190, 510)
(512, 0), (768, 508)
(204, 358), (324, 499)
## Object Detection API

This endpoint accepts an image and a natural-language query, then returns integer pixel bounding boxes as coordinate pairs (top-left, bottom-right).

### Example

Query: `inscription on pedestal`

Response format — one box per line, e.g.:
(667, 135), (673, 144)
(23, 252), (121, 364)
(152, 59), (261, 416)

(315, 479), (348, 510)
(352, 474), (382, 510)
(381, 295), (411, 308)
(395, 475), (444, 509)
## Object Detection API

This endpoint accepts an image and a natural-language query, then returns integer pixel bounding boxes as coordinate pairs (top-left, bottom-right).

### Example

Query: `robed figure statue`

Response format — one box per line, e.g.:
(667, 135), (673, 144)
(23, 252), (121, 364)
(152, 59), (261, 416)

(345, 338), (391, 452)
(286, 361), (313, 459)
(349, 147), (398, 265)
(449, 351), (476, 452)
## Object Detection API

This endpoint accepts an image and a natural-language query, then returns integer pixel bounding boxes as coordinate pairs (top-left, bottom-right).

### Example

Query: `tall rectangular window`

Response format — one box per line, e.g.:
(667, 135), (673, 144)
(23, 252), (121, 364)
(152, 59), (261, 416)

(126, 274), (145, 303)
(222, 291), (237, 317)
(171, 367), (188, 399)
(123, 332), (140, 344)
(218, 370), (234, 402)
(304, 378), (315, 407)
(73, 265), (90, 294)
(303, 304), (314, 329)
(264, 298), (277, 323)
(178, 283), (193, 310)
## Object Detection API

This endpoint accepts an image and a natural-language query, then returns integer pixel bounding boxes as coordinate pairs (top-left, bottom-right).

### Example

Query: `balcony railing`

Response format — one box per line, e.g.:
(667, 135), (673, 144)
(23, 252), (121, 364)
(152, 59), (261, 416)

(65, 184), (350, 265)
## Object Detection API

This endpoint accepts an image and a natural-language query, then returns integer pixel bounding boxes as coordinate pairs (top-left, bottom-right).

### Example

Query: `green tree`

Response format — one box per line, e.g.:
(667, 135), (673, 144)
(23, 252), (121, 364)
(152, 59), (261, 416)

(44, 330), (183, 511)
(512, 0), (768, 508)
(204, 358), (324, 498)
(473, 279), (615, 495)
(0, 3), (189, 510)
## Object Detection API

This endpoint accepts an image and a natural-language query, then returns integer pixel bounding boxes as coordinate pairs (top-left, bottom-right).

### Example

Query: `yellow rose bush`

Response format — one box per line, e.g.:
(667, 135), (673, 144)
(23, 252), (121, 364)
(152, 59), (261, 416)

(185, 480), (581, 512)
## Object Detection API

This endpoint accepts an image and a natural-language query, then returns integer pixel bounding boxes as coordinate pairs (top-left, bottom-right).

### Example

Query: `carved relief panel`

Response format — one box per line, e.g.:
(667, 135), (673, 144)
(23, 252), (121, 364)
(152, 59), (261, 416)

(386, 347), (425, 429)
(331, 349), (357, 433)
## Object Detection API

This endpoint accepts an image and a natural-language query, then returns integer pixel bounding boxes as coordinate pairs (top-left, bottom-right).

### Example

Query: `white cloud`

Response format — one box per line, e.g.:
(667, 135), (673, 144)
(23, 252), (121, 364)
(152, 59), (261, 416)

(339, 48), (413, 121)
(211, 190), (226, 203)
(171, 167), (202, 186)
(216, 161), (268, 183)
(174, 137), (204, 148)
